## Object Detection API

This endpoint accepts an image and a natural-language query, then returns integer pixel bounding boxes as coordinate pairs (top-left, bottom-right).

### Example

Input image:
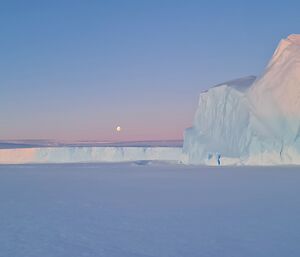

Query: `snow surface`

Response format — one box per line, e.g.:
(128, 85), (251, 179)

(0, 147), (182, 164)
(0, 163), (299, 257)
(183, 34), (300, 165)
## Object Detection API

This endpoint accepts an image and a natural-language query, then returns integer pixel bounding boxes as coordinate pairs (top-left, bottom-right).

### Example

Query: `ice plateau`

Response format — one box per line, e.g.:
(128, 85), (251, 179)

(183, 34), (300, 165)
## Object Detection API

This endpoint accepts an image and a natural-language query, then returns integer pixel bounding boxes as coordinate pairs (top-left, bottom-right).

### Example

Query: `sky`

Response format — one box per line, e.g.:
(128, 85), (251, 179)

(1, 0), (300, 142)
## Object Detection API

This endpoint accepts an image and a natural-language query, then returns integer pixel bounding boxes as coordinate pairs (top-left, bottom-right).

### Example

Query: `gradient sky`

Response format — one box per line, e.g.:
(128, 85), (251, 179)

(1, 0), (300, 141)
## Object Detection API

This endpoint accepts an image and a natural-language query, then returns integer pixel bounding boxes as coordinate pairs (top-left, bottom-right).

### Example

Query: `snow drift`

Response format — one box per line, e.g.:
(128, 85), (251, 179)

(183, 34), (300, 165)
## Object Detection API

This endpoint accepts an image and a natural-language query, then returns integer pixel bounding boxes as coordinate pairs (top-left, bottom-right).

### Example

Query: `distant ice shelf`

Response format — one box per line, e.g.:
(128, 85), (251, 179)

(0, 147), (182, 164)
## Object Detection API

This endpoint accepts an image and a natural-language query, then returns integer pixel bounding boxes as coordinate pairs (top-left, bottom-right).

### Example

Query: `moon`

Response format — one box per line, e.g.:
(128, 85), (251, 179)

(116, 126), (122, 132)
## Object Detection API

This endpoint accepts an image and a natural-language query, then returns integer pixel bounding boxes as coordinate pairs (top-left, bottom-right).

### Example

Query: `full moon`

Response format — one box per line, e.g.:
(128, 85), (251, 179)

(116, 126), (122, 132)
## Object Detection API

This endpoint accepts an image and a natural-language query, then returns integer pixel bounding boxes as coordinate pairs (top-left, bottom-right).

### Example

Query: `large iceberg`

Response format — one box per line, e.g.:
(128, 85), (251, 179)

(183, 34), (300, 165)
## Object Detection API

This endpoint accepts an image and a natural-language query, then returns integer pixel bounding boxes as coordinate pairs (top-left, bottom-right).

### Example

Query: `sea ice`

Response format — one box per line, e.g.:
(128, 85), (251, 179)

(0, 163), (299, 257)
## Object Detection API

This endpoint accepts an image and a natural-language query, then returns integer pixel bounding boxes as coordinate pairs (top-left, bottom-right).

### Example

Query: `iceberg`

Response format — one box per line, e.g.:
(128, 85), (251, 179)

(183, 34), (300, 165)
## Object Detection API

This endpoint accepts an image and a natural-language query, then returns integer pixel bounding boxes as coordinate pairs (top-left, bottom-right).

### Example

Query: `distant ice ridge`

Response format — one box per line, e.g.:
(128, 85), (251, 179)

(183, 34), (300, 165)
(0, 147), (182, 164)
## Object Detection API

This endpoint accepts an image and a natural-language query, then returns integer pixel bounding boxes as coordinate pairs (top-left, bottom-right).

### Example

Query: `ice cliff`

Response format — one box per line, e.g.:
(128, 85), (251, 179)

(183, 34), (300, 165)
(0, 147), (182, 164)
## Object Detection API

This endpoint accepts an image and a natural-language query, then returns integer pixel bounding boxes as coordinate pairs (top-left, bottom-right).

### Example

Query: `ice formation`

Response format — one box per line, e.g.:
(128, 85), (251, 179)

(0, 147), (182, 164)
(183, 34), (300, 165)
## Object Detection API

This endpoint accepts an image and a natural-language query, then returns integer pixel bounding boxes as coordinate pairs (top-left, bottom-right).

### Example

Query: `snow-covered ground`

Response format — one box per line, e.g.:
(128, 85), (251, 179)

(0, 163), (299, 257)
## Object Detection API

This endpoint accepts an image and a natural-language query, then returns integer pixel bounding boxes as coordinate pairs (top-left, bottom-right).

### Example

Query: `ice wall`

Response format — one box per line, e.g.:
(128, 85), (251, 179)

(0, 147), (182, 164)
(183, 76), (256, 164)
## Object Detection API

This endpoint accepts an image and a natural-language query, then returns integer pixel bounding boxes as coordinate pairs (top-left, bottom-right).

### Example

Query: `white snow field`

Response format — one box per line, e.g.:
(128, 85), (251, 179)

(184, 34), (300, 165)
(0, 163), (299, 257)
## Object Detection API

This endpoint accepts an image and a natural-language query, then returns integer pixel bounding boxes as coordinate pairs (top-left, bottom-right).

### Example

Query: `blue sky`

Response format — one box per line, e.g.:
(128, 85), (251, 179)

(1, 0), (300, 141)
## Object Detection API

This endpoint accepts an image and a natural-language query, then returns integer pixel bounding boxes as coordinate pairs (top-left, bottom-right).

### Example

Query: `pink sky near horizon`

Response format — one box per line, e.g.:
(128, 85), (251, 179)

(1, 113), (190, 142)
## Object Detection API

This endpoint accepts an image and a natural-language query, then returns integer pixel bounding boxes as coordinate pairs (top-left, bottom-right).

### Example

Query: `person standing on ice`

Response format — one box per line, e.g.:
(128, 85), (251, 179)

(217, 153), (221, 166)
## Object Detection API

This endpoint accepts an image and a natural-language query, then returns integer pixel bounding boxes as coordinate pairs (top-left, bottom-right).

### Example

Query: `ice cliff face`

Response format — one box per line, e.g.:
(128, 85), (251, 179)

(0, 147), (182, 164)
(183, 76), (255, 163)
(183, 34), (300, 165)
